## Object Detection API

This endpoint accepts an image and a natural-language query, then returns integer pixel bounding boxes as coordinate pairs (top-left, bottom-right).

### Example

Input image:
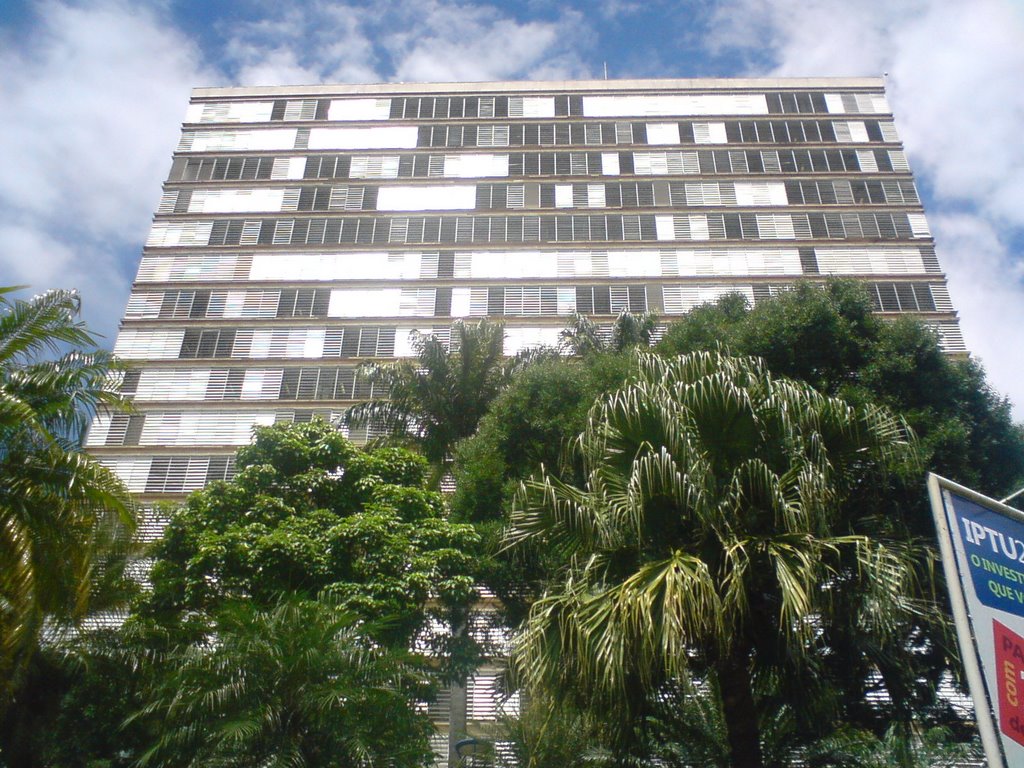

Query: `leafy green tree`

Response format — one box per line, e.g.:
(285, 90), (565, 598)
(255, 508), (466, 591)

(641, 679), (982, 768)
(449, 312), (658, 613)
(508, 351), (922, 768)
(497, 694), (608, 768)
(10, 421), (467, 768)
(134, 595), (434, 768)
(345, 320), (523, 480)
(342, 320), (558, 764)
(0, 630), (152, 768)
(140, 419), (478, 665)
(656, 280), (1024, 501)
(451, 353), (632, 524)
(656, 280), (1024, 734)
(0, 287), (135, 710)
(449, 353), (632, 621)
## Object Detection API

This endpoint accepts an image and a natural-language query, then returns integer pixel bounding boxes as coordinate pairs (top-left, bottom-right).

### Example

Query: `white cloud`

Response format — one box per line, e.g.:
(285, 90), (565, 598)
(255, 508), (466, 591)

(0, 223), (127, 346)
(933, 213), (1024, 414)
(383, 2), (591, 81)
(0, 0), (214, 338)
(221, 4), (381, 85)
(218, 1), (592, 85)
(706, 0), (1024, 417)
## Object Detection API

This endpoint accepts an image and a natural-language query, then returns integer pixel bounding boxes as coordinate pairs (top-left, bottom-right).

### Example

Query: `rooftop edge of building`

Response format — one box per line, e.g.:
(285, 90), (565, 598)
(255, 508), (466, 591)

(192, 76), (887, 100)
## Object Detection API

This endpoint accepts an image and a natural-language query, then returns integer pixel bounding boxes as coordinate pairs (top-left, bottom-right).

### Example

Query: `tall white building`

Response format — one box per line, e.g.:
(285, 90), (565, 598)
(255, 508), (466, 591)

(89, 77), (960, 760)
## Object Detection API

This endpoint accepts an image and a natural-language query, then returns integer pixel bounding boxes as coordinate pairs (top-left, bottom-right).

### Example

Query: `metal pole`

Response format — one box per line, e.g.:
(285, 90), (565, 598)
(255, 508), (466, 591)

(999, 484), (1024, 505)
(927, 474), (1005, 767)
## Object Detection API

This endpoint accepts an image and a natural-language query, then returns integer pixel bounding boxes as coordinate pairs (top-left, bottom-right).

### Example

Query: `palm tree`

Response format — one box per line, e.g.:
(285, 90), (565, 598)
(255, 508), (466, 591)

(345, 319), (522, 477)
(558, 311), (657, 356)
(0, 287), (135, 705)
(803, 724), (983, 767)
(346, 319), (539, 764)
(507, 350), (923, 768)
(498, 693), (607, 768)
(642, 679), (980, 768)
(133, 596), (433, 768)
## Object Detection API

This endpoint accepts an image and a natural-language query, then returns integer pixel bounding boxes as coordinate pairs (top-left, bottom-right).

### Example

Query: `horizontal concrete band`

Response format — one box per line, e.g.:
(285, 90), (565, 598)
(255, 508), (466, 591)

(194, 77), (888, 100)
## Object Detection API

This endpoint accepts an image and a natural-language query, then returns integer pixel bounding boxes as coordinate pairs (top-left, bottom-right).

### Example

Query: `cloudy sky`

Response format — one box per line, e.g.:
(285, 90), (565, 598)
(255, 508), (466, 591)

(1, 0), (1021, 418)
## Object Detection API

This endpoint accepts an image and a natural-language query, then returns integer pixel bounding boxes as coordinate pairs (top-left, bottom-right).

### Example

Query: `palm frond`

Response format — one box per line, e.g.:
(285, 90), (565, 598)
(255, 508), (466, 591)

(0, 289), (96, 365)
(0, 287), (135, 705)
(134, 595), (431, 767)
(343, 320), (511, 473)
(507, 349), (924, 752)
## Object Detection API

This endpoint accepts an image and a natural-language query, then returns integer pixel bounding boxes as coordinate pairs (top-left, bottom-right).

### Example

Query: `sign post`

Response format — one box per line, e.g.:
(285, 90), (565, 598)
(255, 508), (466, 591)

(928, 473), (1024, 767)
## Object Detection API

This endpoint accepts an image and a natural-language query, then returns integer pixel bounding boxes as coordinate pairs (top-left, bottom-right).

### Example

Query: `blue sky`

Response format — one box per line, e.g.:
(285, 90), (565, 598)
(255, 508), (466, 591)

(1, 0), (1022, 420)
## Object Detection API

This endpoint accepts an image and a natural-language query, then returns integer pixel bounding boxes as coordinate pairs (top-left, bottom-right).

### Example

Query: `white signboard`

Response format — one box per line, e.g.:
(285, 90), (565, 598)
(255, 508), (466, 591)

(928, 473), (1024, 767)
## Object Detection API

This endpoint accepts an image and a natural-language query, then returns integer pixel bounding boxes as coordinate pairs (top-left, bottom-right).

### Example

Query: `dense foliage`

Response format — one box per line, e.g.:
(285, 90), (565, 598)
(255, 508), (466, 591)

(656, 281), (1024, 737)
(449, 283), (1021, 763)
(7, 281), (1020, 767)
(449, 353), (632, 621)
(657, 280), (1024, 502)
(345, 320), (522, 477)
(140, 419), (479, 660)
(9, 422), (468, 768)
(0, 287), (135, 713)
(1, 632), (150, 768)
(135, 596), (433, 768)
(508, 351), (923, 766)
(451, 352), (632, 524)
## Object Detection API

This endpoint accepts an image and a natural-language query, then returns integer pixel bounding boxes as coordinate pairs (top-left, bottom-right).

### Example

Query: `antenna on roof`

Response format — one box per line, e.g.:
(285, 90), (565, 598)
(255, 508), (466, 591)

(603, 62), (609, 80)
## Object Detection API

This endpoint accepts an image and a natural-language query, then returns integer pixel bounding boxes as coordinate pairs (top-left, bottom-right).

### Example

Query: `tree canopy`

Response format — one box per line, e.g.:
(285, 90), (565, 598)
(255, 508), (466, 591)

(657, 280), (1024, 501)
(653, 282), (1024, 737)
(7, 280), (1018, 766)
(0, 287), (135, 709)
(140, 419), (479, 660)
(449, 352), (632, 622)
(345, 320), (522, 477)
(134, 596), (433, 768)
(508, 350), (924, 767)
